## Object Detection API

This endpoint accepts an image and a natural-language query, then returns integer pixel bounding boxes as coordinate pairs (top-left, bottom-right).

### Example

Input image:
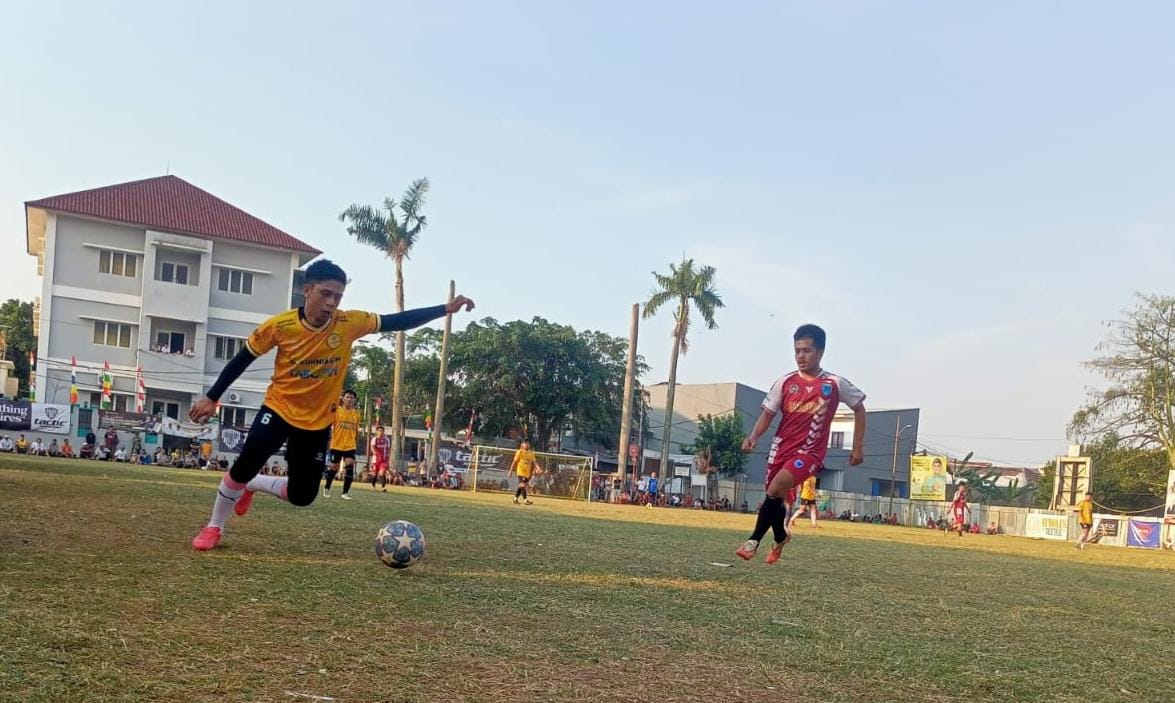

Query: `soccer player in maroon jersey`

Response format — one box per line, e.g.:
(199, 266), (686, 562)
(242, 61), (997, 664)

(737, 324), (867, 564)
(948, 482), (969, 537)
(369, 425), (392, 491)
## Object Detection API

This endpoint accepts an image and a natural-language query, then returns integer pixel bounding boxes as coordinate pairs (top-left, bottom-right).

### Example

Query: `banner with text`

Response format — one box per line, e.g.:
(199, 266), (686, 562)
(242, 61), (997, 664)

(1126, 519), (1161, 549)
(0, 399), (31, 431)
(1025, 512), (1069, 541)
(31, 403), (70, 434)
(909, 455), (949, 500)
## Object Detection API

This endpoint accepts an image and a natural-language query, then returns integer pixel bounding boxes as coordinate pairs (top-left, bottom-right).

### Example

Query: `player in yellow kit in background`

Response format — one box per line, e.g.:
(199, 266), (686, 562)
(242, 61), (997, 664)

(787, 474), (822, 529)
(323, 389), (360, 500)
(508, 441), (544, 505)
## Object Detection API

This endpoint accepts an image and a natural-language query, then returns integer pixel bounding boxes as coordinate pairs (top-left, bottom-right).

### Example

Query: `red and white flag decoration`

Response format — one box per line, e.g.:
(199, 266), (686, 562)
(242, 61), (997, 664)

(135, 367), (146, 413)
(464, 409), (477, 448)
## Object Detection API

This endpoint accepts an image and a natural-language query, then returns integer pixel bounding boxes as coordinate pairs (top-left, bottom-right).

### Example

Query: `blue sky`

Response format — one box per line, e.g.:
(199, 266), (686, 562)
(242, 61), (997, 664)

(2, 2), (1173, 466)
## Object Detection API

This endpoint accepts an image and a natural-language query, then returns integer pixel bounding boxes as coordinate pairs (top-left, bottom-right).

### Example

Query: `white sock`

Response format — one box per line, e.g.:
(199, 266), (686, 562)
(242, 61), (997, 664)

(247, 475), (289, 501)
(208, 477), (246, 529)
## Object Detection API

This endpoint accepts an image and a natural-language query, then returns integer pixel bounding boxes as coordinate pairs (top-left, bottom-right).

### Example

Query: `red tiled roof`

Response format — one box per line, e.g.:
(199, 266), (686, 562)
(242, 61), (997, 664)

(26, 175), (320, 254)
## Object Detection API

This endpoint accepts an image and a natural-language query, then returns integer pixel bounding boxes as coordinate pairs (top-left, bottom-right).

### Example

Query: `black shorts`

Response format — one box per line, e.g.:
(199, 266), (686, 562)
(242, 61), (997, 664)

(517, 476), (530, 486)
(801, 499), (817, 507)
(329, 449), (357, 464)
(229, 405), (330, 506)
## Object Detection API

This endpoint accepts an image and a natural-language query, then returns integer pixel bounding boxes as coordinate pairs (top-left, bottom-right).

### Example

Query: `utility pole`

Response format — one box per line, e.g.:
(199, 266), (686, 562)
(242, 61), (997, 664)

(617, 304), (639, 484)
(889, 416), (912, 516)
(428, 281), (456, 475)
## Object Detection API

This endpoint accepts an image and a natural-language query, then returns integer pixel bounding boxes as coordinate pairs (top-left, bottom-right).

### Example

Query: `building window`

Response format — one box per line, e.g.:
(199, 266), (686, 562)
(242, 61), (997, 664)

(159, 261), (190, 285)
(93, 321), (133, 348)
(151, 400), (180, 420)
(99, 250), (137, 278)
(221, 406), (247, 427)
(154, 331), (186, 354)
(88, 391), (131, 412)
(218, 269), (253, 295)
(830, 431), (845, 449)
(213, 336), (244, 360)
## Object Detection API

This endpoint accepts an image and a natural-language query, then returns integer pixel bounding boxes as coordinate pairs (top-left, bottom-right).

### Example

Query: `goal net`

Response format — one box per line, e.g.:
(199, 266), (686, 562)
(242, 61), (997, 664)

(466, 445), (593, 501)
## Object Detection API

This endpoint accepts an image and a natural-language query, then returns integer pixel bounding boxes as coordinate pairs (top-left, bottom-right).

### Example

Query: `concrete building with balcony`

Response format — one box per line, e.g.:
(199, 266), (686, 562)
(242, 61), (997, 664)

(646, 381), (920, 496)
(24, 176), (319, 434)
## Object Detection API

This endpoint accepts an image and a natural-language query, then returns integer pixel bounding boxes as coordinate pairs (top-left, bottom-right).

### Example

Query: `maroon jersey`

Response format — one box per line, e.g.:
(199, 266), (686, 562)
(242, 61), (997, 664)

(371, 436), (390, 459)
(763, 370), (865, 468)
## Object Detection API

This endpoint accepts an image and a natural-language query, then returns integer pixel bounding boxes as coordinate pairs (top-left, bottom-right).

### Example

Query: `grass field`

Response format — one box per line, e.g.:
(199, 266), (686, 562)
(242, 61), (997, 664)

(2, 457), (1173, 703)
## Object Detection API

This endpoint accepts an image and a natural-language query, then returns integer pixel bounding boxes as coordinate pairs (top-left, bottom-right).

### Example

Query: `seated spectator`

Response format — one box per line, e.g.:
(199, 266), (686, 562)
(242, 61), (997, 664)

(0, 435), (13, 452)
(95, 445), (111, 461)
(48, 438), (60, 456)
(29, 438), (46, 456)
(15, 434), (28, 454)
(969, 522), (981, 534)
(80, 443), (94, 459)
(113, 446), (127, 462)
(60, 439), (74, 458)
(140, 451), (152, 465)
(987, 522), (1000, 535)
(740, 500), (749, 513)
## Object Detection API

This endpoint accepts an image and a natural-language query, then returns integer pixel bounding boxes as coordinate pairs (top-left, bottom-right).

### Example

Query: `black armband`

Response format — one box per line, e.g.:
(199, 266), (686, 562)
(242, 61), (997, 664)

(378, 305), (448, 332)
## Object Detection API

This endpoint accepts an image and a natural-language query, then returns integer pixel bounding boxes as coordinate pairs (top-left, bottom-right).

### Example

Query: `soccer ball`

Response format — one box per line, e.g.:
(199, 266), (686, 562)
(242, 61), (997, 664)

(375, 520), (426, 569)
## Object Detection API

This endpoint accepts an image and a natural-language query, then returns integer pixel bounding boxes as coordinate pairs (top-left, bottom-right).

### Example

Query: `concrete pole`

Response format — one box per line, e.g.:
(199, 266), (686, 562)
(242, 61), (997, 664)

(617, 304), (639, 483)
(428, 281), (455, 474)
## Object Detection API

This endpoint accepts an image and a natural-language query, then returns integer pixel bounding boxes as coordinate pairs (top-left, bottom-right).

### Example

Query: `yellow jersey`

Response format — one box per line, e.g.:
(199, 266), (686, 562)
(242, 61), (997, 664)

(330, 406), (361, 451)
(513, 449), (537, 478)
(1079, 499), (1094, 524)
(246, 308), (379, 430)
(800, 475), (818, 502)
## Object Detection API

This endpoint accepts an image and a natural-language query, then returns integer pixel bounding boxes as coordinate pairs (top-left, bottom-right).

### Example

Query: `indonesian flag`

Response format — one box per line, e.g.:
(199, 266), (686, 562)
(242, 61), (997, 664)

(27, 351), (35, 402)
(374, 396), (383, 411)
(425, 412), (433, 431)
(100, 362), (113, 410)
(69, 356), (79, 405)
(135, 367), (145, 413)
(464, 409), (477, 448)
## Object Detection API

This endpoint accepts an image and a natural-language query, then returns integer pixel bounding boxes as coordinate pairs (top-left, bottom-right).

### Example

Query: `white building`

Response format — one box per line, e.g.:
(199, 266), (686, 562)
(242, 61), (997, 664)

(25, 176), (319, 435)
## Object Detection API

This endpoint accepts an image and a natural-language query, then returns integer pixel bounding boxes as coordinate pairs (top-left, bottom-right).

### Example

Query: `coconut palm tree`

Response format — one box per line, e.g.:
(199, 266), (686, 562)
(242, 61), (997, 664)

(642, 258), (724, 482)
(339, 178), (430, 468)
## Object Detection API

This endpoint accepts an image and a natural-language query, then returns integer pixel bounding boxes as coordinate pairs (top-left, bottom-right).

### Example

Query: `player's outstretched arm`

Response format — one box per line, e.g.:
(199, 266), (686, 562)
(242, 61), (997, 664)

(190, 347), (259, 423)
(375, 295), (475, 334)
(741, 409), (777, 453)
(849, 402), (867, 466)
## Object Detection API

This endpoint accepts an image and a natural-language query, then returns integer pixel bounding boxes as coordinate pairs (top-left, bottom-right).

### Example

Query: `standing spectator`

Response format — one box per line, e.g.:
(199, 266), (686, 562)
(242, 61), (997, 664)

(788, 475), (822, 529)
(1076, 492), (1097, 549)
(104, 428), (119, 454)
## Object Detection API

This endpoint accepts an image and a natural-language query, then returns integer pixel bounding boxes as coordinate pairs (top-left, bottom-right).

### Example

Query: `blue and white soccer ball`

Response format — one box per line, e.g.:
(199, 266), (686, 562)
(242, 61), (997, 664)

(375, 520), (426, 569)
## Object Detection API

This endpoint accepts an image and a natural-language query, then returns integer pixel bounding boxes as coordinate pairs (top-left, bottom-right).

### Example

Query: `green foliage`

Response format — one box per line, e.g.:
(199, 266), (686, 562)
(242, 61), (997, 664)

(642, 257), (723, 353)
(682, 413), (747, 478)
(338, 178), (430, 263)
(0, 299), (35, 398)
(1071, 293), (1175, 472)
(445, 317), (645, 450)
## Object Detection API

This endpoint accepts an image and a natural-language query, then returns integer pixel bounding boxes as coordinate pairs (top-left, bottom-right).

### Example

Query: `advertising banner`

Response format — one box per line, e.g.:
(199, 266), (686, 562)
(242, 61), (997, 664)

(1126, 519), (1161, 549)
(0, 399), (31, 431)
(1025, 512), (1069, 541)
(910, 455), (949, 500)
(31, 403), (70, 434)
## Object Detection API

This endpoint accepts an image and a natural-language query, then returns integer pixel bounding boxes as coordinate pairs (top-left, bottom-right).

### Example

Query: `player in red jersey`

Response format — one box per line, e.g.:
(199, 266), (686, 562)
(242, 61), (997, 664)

(948, 482), (969, 537)
(737, 324), (867, 564)
(369, 425), (392, 492)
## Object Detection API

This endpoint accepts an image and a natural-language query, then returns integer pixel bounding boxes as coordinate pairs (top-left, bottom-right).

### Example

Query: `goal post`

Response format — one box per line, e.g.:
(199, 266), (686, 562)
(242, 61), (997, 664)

(467, 445), (593, 501)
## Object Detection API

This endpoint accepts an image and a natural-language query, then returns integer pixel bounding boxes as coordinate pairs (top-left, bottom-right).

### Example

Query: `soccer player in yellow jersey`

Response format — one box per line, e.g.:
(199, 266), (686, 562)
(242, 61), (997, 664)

(787, 474), (821, 529)
(188, 259), (474, 551)
(1076, 491), (1096, 549)
(322, 388), (360, 500)
(508, 441), (543, 505)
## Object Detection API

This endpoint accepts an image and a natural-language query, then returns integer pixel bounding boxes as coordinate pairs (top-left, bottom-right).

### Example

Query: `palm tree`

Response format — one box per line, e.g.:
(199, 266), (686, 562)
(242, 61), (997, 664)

(339, 178), (430, 469)
(643, 258), (724, 483)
